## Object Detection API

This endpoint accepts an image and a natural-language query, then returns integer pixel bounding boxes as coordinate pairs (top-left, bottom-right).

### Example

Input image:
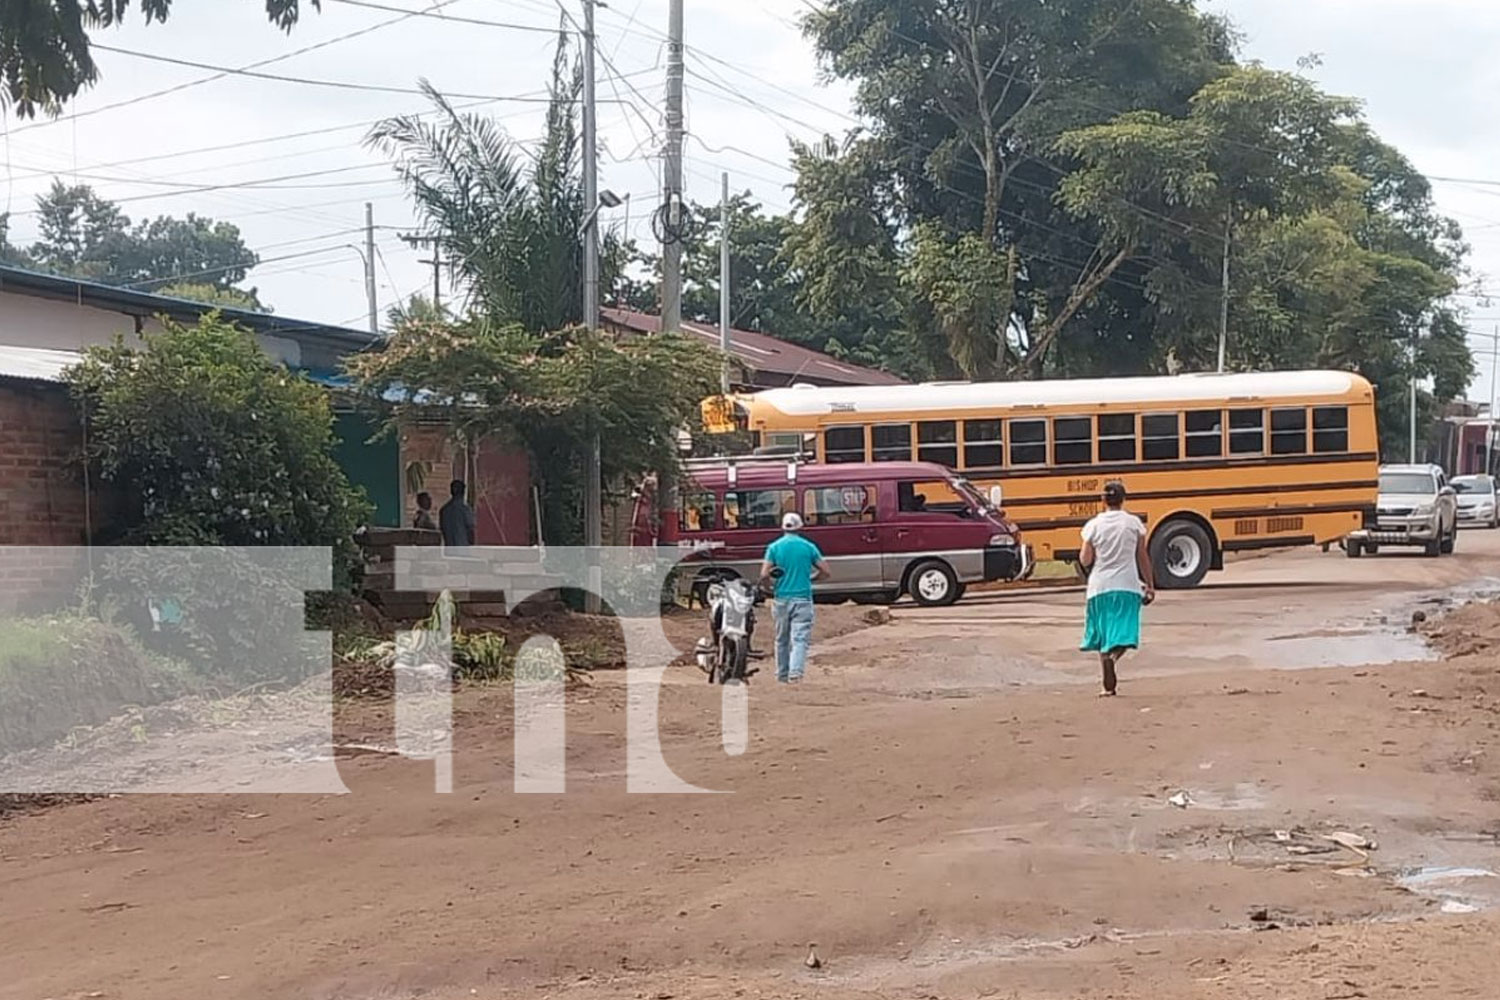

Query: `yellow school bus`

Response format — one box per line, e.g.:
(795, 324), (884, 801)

(710, 370), (1378, 588)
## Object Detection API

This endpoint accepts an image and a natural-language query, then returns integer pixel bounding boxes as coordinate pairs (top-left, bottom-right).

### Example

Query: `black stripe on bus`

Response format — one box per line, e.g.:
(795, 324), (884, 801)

(1211, 501), (1377, 519)
(1223, 535), (1317, 553)
(959, 451), (1378, 481)
(998, 479), (1377, 509)
(1015, 512), (1148, 532)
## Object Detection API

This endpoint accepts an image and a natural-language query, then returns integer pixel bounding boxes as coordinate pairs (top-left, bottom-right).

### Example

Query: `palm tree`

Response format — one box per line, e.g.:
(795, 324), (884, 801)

(367, 31), (585, 333)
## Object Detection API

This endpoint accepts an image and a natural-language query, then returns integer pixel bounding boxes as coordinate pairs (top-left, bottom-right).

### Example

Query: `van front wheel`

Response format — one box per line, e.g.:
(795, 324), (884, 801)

(907, 560), (960, 607)
(1150, 520), (1214, 590)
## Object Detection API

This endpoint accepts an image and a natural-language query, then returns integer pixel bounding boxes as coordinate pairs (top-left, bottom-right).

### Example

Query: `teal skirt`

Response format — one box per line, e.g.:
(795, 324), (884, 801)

(1080, 590), (1143, 653)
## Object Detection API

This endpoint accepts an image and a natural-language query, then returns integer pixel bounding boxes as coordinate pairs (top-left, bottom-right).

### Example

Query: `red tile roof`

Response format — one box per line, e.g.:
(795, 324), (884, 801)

(601, 308), (906, 388)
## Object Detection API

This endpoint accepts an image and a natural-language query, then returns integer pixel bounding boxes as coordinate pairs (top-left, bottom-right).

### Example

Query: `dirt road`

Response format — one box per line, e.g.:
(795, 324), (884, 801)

(5, 535), (1500, 1000)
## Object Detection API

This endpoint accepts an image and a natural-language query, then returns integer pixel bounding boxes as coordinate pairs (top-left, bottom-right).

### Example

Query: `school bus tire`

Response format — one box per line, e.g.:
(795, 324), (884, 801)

(1150, 518), (1214, 590)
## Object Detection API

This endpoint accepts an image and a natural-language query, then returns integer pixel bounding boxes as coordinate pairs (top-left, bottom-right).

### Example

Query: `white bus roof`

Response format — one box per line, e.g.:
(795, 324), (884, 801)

(748, 370), (1370, 418)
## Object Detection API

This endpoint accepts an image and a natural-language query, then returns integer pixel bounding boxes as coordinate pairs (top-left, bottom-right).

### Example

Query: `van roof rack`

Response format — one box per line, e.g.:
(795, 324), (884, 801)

(680, 450), (814, 484)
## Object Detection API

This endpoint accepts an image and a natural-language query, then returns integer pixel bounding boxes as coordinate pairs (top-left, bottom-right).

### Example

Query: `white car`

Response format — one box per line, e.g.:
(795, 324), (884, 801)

(1346, 464), (1458, 558)
(1453, 474), (1499, 529)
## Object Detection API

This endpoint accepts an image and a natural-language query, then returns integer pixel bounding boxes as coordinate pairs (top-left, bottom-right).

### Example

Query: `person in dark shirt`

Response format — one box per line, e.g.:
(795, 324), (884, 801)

(413, 491), (437, 530)
(439, 479), (477, 548)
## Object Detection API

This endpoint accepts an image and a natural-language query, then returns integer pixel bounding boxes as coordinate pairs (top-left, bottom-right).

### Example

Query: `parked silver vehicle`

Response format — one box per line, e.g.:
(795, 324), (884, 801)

(1346, 464), (1457, 558)
(1453, 474), (1499, 529)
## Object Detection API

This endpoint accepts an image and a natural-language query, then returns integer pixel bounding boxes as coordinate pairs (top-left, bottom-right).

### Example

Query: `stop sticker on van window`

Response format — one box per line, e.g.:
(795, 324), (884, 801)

(841, 486), (871, 515)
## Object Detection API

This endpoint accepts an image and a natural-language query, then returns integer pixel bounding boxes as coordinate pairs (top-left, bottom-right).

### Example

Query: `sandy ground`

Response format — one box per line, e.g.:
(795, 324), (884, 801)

(5, 534), (1500, 999)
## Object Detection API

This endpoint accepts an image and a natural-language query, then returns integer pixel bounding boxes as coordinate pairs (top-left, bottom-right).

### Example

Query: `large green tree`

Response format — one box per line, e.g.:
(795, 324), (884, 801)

(2, 180), (262, 303)
(0, 1), (315, 116)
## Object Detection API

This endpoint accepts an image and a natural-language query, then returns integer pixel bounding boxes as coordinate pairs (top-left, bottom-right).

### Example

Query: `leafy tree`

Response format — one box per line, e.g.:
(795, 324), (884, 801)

(154, 282), (267, 311)
(346, 317), (721, 544)
(24, 181), (260, 293)
(66, 312), (369, 554)
(0, 0), (315, 117)
(797, 0), (1234, 378)
(1054, 65), (1472, 451)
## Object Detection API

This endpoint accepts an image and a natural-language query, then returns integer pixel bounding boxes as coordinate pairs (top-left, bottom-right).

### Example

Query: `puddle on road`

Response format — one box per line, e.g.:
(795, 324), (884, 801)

(1395, 865), (1500, 914)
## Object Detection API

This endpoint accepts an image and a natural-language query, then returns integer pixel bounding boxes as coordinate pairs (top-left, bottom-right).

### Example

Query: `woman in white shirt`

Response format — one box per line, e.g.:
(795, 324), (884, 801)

(1079, 480), (1157, 696)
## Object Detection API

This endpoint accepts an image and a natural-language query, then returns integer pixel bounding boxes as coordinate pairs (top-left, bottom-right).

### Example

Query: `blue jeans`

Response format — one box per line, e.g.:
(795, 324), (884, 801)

(773, 598), (814, 682)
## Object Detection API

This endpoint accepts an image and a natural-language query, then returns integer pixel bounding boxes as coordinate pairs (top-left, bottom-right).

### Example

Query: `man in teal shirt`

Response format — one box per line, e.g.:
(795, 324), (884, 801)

(759, 512), (830, 683)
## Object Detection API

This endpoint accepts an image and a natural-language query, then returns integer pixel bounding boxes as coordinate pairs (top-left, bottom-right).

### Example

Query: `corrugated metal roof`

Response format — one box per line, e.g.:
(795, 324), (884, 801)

(0, 345), (82, 384)
(601, 308), (907, 388)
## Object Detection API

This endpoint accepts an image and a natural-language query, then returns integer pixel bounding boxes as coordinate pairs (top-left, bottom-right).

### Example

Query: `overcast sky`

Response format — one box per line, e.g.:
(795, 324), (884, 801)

(5, 0), (1498, 397)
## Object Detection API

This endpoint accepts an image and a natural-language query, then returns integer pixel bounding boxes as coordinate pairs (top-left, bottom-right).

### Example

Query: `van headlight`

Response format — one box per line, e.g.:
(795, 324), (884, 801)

(989, 534), (1016, 547)
(1414, 503), (1436, 517)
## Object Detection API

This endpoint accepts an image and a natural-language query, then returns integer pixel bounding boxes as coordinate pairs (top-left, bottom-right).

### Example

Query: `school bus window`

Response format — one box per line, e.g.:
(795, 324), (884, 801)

(1271, 407), (1308, 455)
(824, 426), (866, 464)
(1009, 419), (1047, 466)
(723, 489), (797, 529)
(1186, 409), (1223, 457)
(1313, 406), (1349, 453)
(872, 423), (913, 462)
(1097, 413), (1137, 462)
(1229, 409), (1265, 455)
(680, 492), (716, 532)
(804, 485), (877, 525)
(962, 419), (1003, 468)
(917, 420), (959, 467)
(1142, 413), (1180, 461)
(1053, 416), (1092, 465)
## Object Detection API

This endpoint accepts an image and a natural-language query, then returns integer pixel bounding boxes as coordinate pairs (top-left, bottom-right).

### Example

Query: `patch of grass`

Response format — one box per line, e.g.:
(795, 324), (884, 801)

(0, 614), (196, 753)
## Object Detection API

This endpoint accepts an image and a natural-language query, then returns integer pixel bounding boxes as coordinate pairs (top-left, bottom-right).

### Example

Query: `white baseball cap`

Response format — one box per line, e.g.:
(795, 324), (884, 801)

(781, 512), (804, 532)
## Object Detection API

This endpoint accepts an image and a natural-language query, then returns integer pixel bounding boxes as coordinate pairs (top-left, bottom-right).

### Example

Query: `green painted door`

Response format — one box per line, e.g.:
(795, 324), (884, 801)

(333, 412), (400, 527)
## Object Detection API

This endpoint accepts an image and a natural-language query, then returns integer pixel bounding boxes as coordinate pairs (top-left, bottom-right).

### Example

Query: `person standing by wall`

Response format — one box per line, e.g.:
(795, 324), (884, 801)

(759, 512), (830, 684)
(439, 479), (477, 548)
(1079, 480), (1156, 696)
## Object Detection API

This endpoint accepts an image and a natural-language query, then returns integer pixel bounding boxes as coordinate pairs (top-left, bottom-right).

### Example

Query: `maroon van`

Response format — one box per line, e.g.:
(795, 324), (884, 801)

(656, 457), (1030, 606)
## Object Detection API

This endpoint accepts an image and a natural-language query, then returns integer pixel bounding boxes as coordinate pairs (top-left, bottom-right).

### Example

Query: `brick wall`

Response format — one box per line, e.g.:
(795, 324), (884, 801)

(0, 380), (96, 612)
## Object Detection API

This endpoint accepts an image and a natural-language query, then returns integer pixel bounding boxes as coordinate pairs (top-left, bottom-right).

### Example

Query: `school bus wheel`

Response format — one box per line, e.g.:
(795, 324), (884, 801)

(1149, 518), (1214, 590)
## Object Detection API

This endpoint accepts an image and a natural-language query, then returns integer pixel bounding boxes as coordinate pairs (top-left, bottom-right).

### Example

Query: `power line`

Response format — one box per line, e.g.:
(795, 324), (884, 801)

(326, 0), (567, 32)
(90, 44), (623, 104)
(3, 0), (463, 139)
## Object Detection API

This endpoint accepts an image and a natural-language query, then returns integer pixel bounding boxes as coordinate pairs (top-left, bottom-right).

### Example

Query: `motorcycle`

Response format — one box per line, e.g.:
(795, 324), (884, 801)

(693, 569), (776, 685)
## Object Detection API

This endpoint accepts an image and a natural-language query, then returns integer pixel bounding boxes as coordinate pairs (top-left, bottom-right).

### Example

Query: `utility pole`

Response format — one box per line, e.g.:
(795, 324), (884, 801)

(364, 202), (378, 334)
(1485, 332), (1498, 475)
(1410, 338), (1419, 464)
(719, 171), (731, 393)
(581, 0), (603, 614)
(400, 233), (443, 311)
(660, 0), (685, 331)
(1217, 209), (1230, 373)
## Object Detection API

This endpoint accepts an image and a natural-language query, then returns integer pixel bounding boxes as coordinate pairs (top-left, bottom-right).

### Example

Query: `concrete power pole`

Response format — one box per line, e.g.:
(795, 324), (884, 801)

(661, 0), (685, 331)
(719, 172), (731, 393)
(582, 0), (604, 614)
(364, 202), (378, 334)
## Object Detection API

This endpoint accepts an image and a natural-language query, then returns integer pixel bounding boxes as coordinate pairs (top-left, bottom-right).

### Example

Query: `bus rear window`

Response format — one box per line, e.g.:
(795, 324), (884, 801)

(1313, 406), (1349, 453)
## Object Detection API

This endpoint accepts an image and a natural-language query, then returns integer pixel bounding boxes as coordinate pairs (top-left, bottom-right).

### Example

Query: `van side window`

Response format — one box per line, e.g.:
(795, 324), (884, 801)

(824, 426), (866, 464)
(1097, 413), (1136, 462)
(723, 490), (797, 530)
(917, 420), (959, 467)
(1142, 413), (1180, 461)
(1053, 416), (1092, 465)
(680, 492), (716, 532)
(962, 419), (1003, 468)
(804, 485), (877, 525)
(1271, 407), (1308, 455)
(872, 423), (913, 462)
(1185, 409), (1223, 457)
(1313, 406), (1349, 453)
(1009, 419), (1047, 466)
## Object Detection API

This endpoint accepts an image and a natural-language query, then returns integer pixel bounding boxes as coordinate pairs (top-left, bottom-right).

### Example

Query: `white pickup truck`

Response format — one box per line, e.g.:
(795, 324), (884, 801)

(1346, 463), (1458, 558)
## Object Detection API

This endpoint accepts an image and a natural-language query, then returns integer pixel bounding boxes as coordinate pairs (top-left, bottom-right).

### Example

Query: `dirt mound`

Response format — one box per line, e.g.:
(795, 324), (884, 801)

(1419, 598), (1500, 658)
